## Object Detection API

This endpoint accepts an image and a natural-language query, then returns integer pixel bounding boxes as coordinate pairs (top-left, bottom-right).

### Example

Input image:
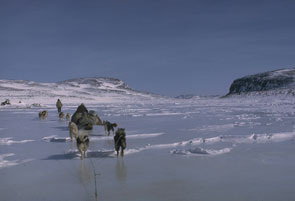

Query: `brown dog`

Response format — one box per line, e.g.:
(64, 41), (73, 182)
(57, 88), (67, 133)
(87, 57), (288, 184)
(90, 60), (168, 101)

(69, 121), (78, 141)
(38, 110), (48, 119)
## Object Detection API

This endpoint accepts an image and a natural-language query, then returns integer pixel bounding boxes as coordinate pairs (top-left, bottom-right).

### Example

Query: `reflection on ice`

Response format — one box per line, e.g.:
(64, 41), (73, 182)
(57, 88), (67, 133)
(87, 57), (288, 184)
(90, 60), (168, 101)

(87, 150), (115, 158)
(44, 150), (115, 160)
(44, 151), (79, 160)
(80, 161), (91, 185)
(116, 158), (127, 181)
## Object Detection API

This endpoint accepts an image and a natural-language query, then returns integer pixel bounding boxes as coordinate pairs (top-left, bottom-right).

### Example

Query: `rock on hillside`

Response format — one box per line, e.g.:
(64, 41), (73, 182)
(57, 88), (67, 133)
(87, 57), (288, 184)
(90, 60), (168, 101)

(58, 77), (131, 91)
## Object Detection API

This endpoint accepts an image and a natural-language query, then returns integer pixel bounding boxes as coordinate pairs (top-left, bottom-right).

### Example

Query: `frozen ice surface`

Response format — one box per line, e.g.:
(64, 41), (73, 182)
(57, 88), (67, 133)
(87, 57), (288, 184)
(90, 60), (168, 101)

(1, 96), (295, 201)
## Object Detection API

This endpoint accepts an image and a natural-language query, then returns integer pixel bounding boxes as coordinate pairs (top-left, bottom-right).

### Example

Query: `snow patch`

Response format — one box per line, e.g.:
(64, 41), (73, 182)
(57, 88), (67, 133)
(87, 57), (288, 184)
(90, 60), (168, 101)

(196, 124), (235, 132)
(124, 131), (295, 156)
(0, 137), (34, 145)
(0, 153), (33, 169)
(43, 135), (71, 142)
(91, 133), (164, 141)
(171, 147), (232, 156)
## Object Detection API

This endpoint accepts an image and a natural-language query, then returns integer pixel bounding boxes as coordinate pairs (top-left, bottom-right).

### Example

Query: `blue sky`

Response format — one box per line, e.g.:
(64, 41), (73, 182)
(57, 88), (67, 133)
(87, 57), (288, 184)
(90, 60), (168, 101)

(1, 0), (295, 96)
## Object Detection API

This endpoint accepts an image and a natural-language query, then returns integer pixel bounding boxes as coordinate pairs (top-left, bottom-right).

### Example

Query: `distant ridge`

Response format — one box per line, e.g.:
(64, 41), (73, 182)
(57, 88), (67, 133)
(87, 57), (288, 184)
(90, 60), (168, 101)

(175, 94), (196, 99)
(0, 77), (163, 106)
(59, 77), (130, 89)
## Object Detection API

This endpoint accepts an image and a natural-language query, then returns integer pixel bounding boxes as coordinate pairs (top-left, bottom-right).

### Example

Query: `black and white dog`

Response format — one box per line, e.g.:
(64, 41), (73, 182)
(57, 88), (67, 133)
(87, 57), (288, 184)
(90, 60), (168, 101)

(103, 120), (118, 135)
(76, 131), (89, 160)
(68, 121), (89, 159)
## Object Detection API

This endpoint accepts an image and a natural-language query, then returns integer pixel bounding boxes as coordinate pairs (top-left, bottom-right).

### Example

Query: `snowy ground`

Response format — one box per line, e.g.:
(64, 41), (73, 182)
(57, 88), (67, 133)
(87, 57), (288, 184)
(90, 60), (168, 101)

(1, 96), (295, 201)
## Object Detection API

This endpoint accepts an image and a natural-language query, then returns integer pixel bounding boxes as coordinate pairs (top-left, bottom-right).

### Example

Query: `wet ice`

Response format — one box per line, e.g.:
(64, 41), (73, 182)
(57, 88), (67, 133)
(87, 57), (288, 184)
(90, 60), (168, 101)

(1, 96), (295, 201)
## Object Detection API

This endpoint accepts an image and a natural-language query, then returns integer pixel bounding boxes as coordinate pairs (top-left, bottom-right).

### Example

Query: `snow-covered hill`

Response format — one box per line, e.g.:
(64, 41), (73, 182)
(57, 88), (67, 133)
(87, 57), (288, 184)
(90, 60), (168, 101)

(0, 77), (162, 107)
(226, 68), (295, 96)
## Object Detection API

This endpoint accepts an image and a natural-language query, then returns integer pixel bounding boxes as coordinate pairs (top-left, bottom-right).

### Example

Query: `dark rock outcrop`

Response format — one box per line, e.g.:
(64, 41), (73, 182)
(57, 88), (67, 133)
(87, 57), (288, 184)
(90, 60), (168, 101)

(1, 99), (11, 106)
(227, 69), (295, 95)
(71, 104), (103, 130)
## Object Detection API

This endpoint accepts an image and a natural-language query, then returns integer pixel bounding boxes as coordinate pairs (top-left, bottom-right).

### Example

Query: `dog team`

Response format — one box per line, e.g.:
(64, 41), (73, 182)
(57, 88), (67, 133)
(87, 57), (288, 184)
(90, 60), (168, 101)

(39, 99), (126, 159)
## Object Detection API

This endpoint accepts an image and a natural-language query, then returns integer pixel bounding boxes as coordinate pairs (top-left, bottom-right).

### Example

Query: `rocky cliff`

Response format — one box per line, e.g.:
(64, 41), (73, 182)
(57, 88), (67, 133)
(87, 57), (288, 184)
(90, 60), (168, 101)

(227, 68), (295, 96)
